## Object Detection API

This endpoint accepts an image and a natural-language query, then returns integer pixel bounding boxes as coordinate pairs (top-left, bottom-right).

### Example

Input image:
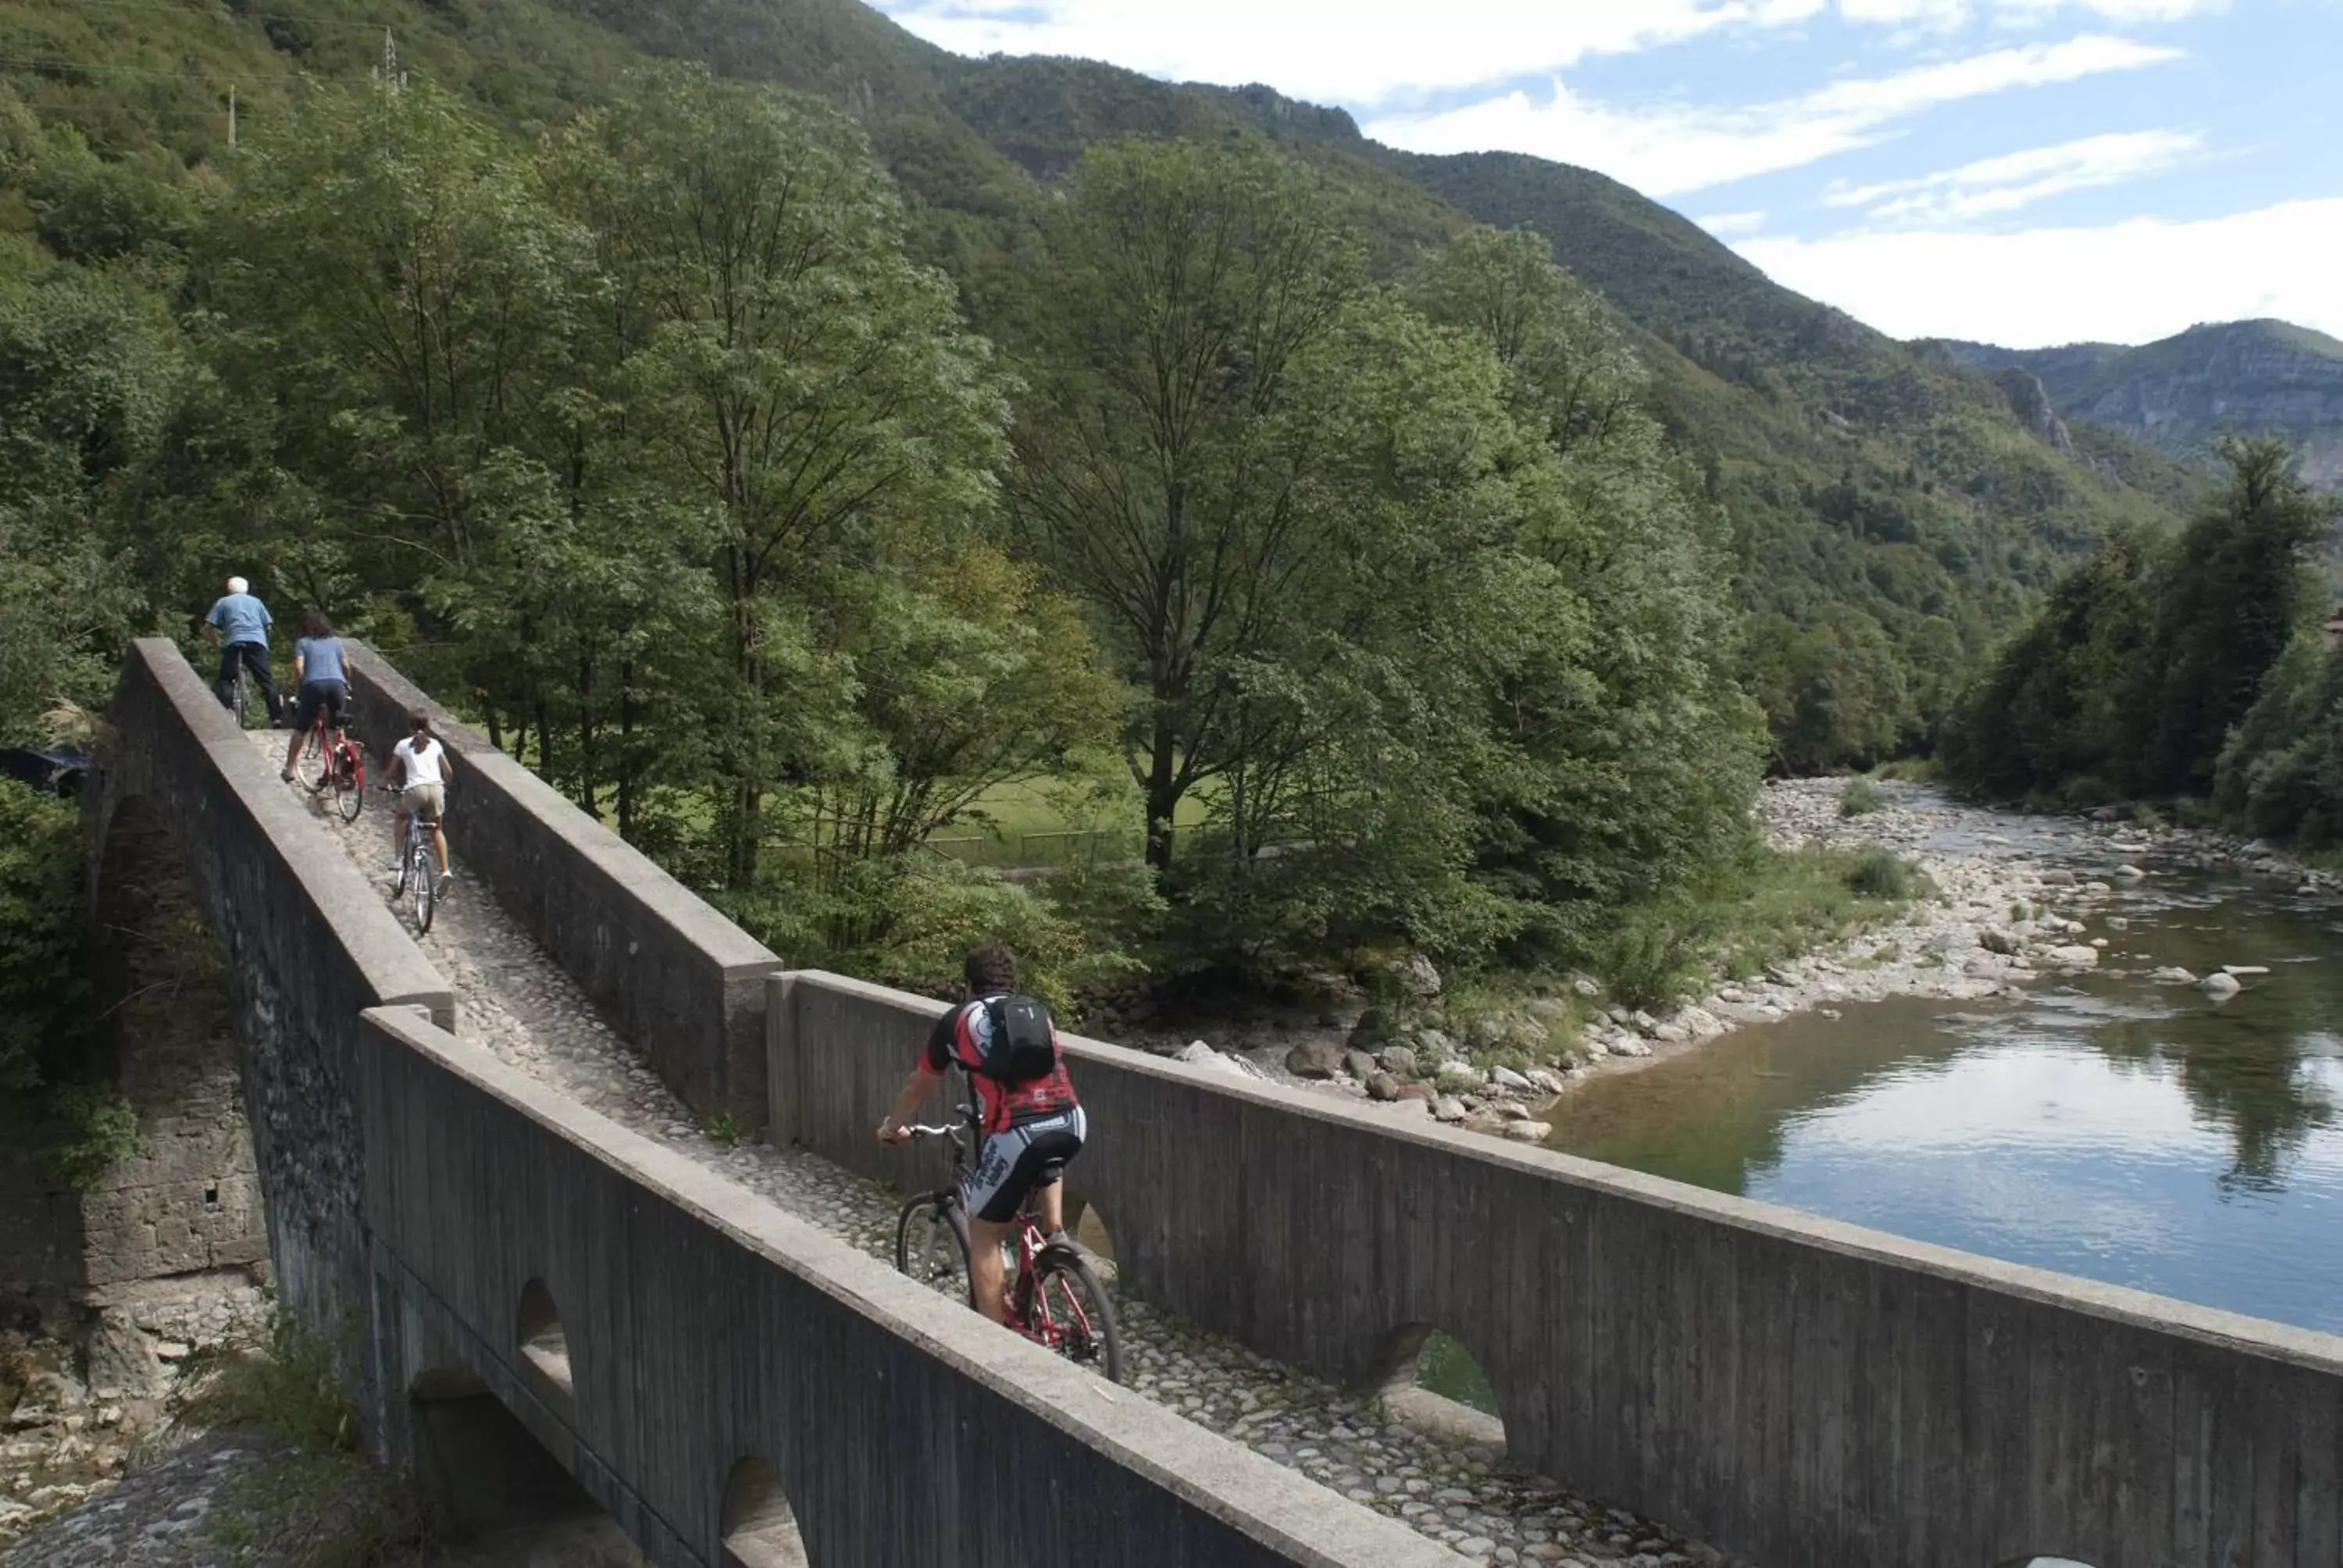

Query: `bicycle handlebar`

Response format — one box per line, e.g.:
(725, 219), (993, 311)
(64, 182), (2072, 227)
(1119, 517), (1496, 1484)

(901, 1124), (962, 1139)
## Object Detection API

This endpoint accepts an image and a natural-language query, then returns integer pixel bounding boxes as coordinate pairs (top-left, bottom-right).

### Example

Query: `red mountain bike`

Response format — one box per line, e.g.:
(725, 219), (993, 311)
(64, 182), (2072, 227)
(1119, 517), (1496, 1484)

(298, 704), (366, 824)
(894, 1110), (1123, 1383)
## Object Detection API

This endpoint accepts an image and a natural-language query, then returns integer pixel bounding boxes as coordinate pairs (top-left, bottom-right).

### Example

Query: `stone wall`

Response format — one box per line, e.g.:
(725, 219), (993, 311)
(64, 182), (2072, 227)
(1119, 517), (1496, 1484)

(358, 1004), (1457, 1568)
(91, 640), (455, 1449)
(78, 795), (265, 1289)
(769, 969), (2343, 1568)
(341, 648), (783, 1129)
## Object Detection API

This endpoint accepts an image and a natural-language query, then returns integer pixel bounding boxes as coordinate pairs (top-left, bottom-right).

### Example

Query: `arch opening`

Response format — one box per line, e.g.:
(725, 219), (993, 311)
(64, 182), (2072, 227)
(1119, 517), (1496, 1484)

(1371, 1324), (1507, 1456)
(517, 1278), (575, 1404)
(722, 1456), (811, 1568)
(408, 1366), (640, 1563)
(1061, 1190), (1118, 1288)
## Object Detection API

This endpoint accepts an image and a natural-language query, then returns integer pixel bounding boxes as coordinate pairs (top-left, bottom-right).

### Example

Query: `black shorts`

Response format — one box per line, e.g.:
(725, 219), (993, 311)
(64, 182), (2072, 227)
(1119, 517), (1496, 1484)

(961, 1107), (1086, 1224)
(293, 679), (347, 734)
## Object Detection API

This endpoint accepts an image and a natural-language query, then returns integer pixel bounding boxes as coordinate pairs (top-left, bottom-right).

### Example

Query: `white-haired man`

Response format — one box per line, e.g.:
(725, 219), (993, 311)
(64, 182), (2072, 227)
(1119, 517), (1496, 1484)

(201, 575), (280, 725)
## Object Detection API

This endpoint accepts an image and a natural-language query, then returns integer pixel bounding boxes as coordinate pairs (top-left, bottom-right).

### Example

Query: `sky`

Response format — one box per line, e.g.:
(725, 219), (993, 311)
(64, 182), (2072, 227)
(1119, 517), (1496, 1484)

(871, 0), (2343, 349)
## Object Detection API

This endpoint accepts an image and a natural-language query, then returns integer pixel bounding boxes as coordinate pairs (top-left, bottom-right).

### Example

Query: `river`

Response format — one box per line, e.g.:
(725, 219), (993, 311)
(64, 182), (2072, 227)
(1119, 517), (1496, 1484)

(1546, 795), (2343, 1336)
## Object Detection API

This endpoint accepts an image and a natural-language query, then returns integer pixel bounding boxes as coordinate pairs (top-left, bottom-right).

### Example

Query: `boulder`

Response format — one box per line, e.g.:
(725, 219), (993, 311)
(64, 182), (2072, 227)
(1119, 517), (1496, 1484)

(1979, 927), (2022, 956)
(1431, 1096), (1470, 1123)
(1571, 977), (1601, 1000)
(1396, 952), (1443, 999)
(1527, 1067), (1566, 1094)
(2221, 964), (2272, 977)
(1173, 1041), (1260, 1080)
(1500, 1121), (1554, 1143)
(1652, 1021), (1689, 1043)
(2201, 971), (2243, 999)
(2039, 868), (2078, 887)
(1378, 1044), (1418, 1079)
(1611, 1037), (1653, 1059)
(1284, 1040), (1343, 1079)
(1343, 1049), (1378, 1082)
(1491, 1102), (1531, 1121)
(1434, 1060), (1484, 1094)
(1489, 1064), (1533, 1092)
(1396, 1082), (1435, 1102)
(1346, 1007), (1392, 1047)
(2043, 945), (2099, 971)
(2112, 864), (2146, 882)
(1676, 1006), (1727, 1039)
(2148, 966), (2198, 985)
(1414, 1028), (1457, 1063)
(1366, 1071), (1401, 1102)
(1466, 1017), (1507, 1050)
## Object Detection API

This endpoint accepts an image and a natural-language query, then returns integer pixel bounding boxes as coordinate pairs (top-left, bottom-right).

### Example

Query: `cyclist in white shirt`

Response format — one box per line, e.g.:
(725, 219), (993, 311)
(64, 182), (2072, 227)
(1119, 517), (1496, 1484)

(385, 709), (457, 894)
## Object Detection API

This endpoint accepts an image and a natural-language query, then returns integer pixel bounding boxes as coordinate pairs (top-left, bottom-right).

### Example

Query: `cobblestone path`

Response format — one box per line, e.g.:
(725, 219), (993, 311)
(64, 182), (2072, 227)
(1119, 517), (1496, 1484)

(250, 734), (1720, 1567)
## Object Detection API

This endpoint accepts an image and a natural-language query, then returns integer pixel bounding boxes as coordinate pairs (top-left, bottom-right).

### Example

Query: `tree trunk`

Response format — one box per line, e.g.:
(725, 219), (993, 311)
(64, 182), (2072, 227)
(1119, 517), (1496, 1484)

(616, 661), (636, 843)
(1143, 711), (1180, 871)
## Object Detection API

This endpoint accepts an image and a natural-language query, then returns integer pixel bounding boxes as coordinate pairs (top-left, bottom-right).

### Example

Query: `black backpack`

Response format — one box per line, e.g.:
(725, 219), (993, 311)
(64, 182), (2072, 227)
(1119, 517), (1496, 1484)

(972, 993), (1057, 1082)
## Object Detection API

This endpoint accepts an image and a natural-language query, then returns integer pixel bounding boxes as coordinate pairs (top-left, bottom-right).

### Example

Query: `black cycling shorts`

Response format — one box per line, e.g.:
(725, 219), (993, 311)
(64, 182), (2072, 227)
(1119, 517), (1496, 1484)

(961, 1106), (1086, 1224)
(292, 679), (348, 735)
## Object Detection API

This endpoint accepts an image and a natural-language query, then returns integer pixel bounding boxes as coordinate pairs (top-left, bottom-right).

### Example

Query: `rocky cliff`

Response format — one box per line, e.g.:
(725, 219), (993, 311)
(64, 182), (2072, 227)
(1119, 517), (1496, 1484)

(1939, 320), (2343, 490)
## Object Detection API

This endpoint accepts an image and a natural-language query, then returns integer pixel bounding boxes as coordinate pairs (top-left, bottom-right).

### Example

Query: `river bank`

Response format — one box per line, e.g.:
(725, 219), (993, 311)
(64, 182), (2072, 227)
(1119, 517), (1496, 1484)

(1172, 775), (2327, 1142)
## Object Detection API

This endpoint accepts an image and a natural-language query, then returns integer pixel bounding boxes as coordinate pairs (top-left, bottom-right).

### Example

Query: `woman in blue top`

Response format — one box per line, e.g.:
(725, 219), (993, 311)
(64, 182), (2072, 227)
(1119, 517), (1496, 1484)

(280, 608), (353, 784)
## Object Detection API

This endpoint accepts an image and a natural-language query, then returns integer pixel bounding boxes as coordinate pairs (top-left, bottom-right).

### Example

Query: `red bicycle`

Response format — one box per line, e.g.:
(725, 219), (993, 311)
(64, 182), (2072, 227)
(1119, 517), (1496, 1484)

(298, 703), (366, 824)
(894, 1110), (1122, 1382)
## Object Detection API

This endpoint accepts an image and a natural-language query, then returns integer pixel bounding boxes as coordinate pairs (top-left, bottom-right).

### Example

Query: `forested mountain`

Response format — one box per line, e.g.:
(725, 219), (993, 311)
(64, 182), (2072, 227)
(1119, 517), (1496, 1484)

(1942, 321), (2343, 492)
(0, 0), (2195, 773)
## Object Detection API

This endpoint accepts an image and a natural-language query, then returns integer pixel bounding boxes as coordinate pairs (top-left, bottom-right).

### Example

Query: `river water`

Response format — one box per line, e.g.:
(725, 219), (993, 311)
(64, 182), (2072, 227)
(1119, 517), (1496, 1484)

(1546, 810), (2343, 1336)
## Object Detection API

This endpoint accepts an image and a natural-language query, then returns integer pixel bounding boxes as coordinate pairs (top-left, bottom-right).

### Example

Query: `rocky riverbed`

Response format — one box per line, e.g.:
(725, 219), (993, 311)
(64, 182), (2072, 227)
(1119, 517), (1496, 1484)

(1166, 777), (2331, 1140)
(0, 1273), (272, 1551)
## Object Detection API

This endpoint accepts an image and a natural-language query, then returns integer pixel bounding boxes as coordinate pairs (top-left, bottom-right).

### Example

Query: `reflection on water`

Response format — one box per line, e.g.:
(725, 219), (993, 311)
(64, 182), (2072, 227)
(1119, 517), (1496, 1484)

(1547, 864), (2343, 1335)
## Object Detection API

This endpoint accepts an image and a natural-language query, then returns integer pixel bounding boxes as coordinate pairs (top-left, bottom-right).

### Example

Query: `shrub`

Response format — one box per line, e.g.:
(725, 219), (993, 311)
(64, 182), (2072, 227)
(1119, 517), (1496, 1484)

(1843, 846), (1916, 900)
(1838, 778), (1887, 818)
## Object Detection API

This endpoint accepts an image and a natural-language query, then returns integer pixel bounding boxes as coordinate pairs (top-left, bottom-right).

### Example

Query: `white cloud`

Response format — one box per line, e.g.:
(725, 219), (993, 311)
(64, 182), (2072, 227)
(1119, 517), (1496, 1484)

(1824, 128), (2203, 222)
(877, 0), (1829, 106)
(1735, 198), (2343, 345)
(1365, 34), (2183, 196)
(1698, 210), (1774, 237)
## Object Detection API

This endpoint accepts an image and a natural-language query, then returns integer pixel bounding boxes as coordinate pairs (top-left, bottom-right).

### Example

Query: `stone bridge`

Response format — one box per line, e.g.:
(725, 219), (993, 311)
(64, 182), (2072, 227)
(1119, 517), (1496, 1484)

(35, 637), (2343, 1566)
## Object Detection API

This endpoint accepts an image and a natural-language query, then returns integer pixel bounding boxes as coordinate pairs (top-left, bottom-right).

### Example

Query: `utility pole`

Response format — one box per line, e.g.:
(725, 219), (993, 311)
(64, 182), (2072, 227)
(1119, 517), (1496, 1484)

(376, 27), (404, 93)
(226, 84), (236, 148)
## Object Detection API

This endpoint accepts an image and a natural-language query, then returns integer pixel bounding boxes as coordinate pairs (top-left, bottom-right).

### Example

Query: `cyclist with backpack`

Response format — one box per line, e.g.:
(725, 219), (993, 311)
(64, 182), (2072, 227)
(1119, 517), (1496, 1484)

(879, 943), (1084, 1325)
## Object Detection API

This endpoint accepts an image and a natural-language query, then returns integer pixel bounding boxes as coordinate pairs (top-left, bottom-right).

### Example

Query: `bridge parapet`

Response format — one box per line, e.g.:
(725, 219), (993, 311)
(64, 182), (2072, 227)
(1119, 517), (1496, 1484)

(771, 968), (2343, 1568)
(360, 1003), (1457, 1567)
(93, 640), (455, 1434)
(341, 646), (783, 1129)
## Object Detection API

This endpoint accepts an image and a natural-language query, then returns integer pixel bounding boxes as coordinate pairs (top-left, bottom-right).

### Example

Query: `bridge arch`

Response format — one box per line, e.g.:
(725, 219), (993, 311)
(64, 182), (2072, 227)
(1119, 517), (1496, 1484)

(1370, 1321), (1510, 1456)
(517, 1276), (578, 1411)
(721, 1456), (813, 1567)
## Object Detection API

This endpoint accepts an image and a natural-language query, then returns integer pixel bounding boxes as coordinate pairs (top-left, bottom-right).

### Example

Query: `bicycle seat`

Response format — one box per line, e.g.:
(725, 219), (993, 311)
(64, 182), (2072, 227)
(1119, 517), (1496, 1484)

(1036, 1158), (1068, 1184)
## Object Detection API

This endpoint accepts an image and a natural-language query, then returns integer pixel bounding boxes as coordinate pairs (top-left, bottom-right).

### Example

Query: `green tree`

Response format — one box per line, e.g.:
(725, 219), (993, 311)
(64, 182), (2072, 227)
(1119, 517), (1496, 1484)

(547, 65), (1009, 886)
(2136, 437), (2337, 797)
(1007, 136), (1365, 872)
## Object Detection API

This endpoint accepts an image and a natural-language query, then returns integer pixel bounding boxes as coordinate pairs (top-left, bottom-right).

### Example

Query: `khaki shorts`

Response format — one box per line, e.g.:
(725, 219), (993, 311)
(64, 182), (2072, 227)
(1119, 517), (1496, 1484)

(399, 782), (445, 822)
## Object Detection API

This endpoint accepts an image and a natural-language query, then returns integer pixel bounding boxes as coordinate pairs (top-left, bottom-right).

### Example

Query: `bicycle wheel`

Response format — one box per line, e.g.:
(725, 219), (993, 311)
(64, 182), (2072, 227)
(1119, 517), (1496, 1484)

(299, 725), (330, 790)
(412, 849), (436, 934)
(333, 746), (366, 824)
(394, 838), (413, 898)
(1027, 1249), (1124, 1383)
(893, 1192), (972, 1302)
(234, 675), (264, 730)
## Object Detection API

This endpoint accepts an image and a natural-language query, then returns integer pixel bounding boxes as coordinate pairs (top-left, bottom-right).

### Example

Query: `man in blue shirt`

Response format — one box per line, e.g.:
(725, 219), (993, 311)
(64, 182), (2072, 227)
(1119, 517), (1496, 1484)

(203, 575), (280, 725)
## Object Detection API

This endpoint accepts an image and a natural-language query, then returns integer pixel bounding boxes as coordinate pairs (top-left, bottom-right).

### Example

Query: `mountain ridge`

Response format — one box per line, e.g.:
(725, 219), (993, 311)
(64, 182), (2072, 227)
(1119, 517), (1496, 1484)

(0, 0), (2211, 764)
(1939, 320), (2343, 490)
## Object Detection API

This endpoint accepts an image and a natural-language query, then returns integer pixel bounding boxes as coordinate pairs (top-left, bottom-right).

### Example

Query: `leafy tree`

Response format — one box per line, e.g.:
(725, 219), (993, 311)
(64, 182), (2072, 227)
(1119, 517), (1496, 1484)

(1007, 136), (1365, 872)
(2135, 437), (2336, 797)
(547, 65), (1010, 885)
(1938, 533), (2156, 802)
